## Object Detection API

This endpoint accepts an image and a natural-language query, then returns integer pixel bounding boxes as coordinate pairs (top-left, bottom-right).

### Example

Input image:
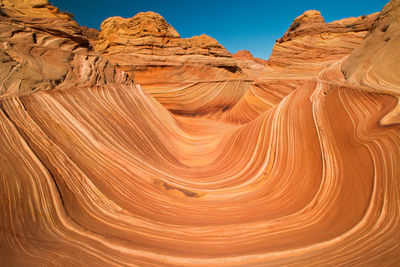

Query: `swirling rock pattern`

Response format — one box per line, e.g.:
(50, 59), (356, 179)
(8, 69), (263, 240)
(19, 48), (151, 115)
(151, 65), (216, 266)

(342, 0), (400, 125)
(1, 0), (400, 266)
(96, 11), (234, 67)
(267, 10), (378, 76)
(95, 12), (245, 118)
(0, 0), (129, 97)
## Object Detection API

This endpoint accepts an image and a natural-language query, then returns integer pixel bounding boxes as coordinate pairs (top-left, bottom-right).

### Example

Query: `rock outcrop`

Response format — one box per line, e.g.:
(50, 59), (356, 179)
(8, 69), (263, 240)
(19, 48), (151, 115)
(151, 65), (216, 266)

(342, 0), (400, 94)
(232, 49), (268, 66)
(267, 10), (378, 75)
(96, 12), (230, 57)
(0, 0), (129, 97)
(95, 11), (245, 117)
(96, 11), (234, 67)
(341, 0), (400, 125)
(80, 25), (99, 46)
(1, 0), (400, 266)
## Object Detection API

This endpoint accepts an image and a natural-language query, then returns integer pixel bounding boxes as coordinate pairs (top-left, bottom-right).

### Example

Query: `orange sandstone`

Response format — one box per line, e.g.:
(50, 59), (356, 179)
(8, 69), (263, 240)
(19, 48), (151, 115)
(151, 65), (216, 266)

(1, 0), (400, 266)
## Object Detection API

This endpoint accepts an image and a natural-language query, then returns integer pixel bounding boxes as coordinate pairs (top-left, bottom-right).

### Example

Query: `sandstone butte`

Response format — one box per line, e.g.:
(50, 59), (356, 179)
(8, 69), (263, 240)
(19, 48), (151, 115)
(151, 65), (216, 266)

(1, 0), (400, 265)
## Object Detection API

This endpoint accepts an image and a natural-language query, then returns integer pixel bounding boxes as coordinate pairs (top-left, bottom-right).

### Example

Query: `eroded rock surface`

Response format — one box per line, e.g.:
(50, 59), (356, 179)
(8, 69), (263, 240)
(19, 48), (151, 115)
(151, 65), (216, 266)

(95, 11), (245, 117)
(96, 11), (234, 67)
(0, 0), (129, 97)
(267, 10), (378, 75)
(233, 50), (268, 65)
(1, 1), (400, 266)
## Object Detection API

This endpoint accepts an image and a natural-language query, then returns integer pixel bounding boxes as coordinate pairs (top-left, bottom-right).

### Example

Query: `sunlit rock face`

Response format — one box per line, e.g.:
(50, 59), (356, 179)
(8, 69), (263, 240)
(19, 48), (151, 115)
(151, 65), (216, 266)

(0, 0), (129, 97)
(267, 10), (379, 76)
(1, 0), (400, 266)
(96, 11), (234, 66)
(341, 0), (400, 126)
(95, 11), (249, 119)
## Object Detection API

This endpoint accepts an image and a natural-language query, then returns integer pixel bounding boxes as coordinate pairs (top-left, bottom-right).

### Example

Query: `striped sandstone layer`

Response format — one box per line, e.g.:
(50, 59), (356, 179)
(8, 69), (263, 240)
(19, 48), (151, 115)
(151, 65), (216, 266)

(1, 0), (400, 266)
(266, 10), (379, 76)
(95, 11), (248, 118)
(0, 0), (129, 98)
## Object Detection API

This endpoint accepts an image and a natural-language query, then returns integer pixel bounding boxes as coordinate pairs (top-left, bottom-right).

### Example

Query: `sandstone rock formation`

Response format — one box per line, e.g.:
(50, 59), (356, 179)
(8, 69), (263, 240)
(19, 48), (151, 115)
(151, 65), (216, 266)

(267, 10), (378, 76)
(0, 0), (129, 97)
(1, 0), (400, 266)
(341, 0), (400, 125)
(231, 50), (268, 80)
(80, 25), (99, 46)
(234, 10), (381, 124)
(95, 11), (246, 117)
(96, 11), (234, 67)
(233, 49), (268, 65)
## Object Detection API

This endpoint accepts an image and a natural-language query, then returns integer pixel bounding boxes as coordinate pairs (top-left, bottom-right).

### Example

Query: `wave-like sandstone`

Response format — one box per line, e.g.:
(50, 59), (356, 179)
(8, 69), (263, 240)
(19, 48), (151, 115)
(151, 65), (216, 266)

(267, 10), (378, 75)
(1, 0), (400, 266)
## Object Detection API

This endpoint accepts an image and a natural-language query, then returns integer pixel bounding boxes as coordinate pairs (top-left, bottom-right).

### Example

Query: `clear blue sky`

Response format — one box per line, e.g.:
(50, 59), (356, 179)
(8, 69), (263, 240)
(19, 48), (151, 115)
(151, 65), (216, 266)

(50, 0), (388, 59)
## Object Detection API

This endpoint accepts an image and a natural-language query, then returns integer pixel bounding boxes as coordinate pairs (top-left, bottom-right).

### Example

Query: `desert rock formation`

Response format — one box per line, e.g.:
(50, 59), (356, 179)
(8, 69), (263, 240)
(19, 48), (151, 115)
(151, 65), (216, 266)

(233, 49), (268, 65)
(1, 0), (400, 266)
(342, 0), (400, 125)
(96, 11), (234, 68)
(267, 10), (378, 75)
(0, 0), (129, 97)
(95, 11), (248, 118)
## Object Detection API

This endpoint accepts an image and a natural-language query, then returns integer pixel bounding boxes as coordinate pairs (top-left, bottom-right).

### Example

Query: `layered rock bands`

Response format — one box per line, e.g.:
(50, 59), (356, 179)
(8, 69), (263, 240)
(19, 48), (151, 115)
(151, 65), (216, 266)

(1, 0), (400, 266)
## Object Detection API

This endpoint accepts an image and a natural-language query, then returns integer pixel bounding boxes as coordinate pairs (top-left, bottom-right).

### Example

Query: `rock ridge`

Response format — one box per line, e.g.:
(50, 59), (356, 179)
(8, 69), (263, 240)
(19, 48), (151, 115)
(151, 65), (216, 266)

(0, 0), (130, 97)
(268, 10), (379, 75)
(96, 11), (231, 58)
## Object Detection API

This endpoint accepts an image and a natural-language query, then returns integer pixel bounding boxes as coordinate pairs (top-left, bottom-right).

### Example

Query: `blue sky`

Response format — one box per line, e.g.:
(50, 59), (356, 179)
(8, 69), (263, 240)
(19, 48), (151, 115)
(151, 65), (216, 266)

(50, 0), (388, 59)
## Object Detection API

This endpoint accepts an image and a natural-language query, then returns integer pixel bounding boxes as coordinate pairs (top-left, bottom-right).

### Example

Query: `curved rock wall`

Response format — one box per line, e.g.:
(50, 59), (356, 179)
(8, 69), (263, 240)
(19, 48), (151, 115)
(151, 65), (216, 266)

(1, 0), (400, 266)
